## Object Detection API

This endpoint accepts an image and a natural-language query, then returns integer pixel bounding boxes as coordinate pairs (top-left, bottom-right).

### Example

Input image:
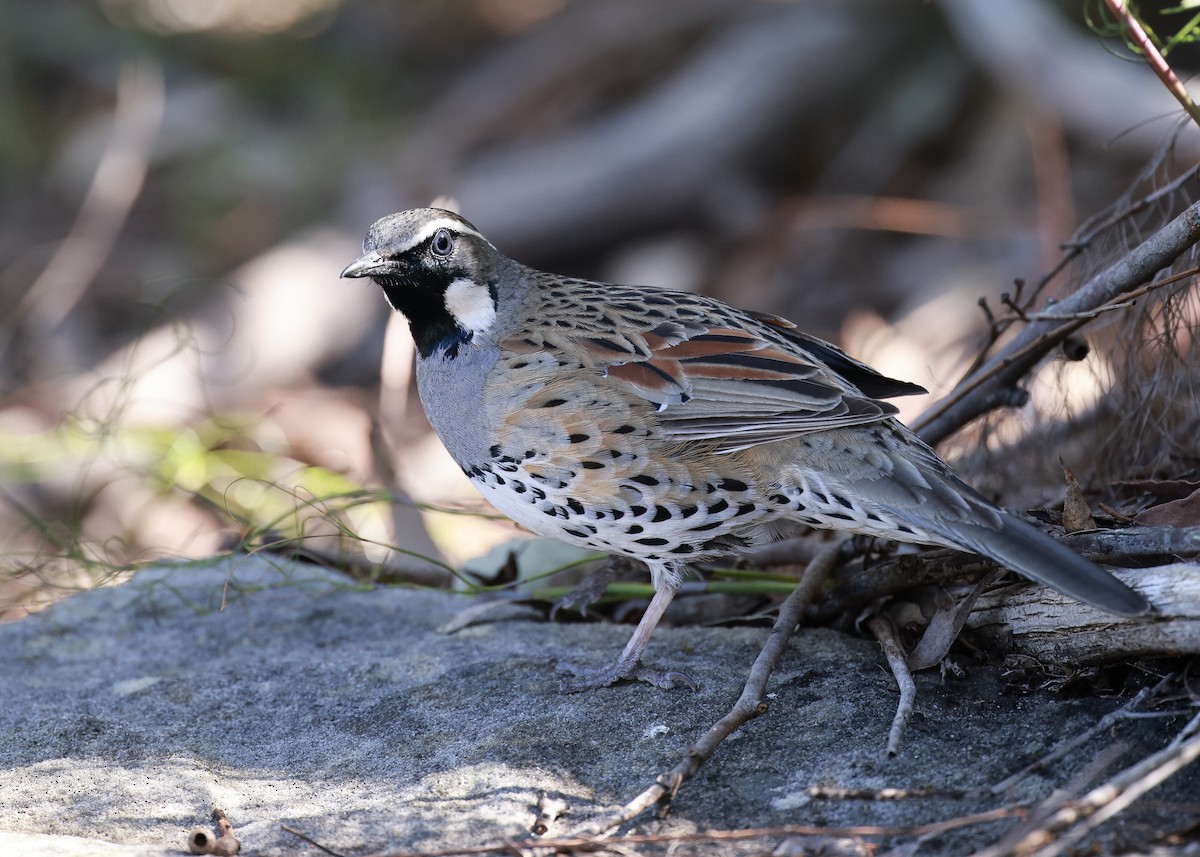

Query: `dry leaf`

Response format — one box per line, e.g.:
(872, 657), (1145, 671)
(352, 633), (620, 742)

(1135, 487), (1200, 527)
(1060, 459), (1096, 533)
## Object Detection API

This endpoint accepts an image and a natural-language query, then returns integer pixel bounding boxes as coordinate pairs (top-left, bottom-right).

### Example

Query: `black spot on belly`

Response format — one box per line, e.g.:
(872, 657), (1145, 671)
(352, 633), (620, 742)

(651, 505), (672, 523)
(626, 524), (644, 534)
(718, 478), (748, 492)
(630, 475), (659, 486)
(581, 461), (604, 470)
(634, 537), (670, 547)
(708, 499), (729, 514)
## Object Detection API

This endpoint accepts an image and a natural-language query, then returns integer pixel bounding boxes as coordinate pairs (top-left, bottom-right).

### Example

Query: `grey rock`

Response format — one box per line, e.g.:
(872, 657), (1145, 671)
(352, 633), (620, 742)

(1, 555), (1191, 855)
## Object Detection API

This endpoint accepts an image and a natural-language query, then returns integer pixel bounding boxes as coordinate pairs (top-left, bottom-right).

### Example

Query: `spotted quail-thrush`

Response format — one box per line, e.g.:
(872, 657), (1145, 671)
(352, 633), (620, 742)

(341, 208), (1150, 692)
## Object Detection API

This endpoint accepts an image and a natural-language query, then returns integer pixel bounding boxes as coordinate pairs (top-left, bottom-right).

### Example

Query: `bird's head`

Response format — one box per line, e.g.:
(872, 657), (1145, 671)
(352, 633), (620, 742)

(341, 208), (509, 358)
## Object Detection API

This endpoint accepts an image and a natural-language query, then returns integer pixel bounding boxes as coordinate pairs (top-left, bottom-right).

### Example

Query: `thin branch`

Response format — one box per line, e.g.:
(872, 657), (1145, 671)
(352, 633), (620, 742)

(1025, 266), (1198, 320)
(578, 542), (846, 837)
(867, 614), (917, 757)
(978, 715), (1200, 857)
(345, 807), (1025, 857)
(912, 198), (1200, 446)
(1102, 0), (1200, 131)
(990, 676), (1171, 795)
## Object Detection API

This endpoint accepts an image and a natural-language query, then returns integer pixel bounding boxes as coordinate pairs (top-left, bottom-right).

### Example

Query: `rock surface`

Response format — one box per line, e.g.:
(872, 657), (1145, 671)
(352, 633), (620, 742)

(1, 554), (1193, 856)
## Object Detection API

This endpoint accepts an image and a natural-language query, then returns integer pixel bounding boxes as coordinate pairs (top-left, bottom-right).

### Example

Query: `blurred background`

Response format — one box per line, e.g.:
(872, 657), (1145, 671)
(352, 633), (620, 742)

(3, 0), (1199, 618)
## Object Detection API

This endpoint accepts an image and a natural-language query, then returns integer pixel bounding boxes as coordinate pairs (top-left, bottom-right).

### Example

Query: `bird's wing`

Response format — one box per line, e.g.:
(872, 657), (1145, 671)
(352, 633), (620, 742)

(562, 308), (925, 454)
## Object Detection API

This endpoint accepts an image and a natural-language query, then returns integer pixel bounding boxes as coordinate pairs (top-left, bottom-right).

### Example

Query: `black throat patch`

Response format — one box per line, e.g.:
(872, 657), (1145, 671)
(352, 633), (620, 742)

(378, 276), (470, 359)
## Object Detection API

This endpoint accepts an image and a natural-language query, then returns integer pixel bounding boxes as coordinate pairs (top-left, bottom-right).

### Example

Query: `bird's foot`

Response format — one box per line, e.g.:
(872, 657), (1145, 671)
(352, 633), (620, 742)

(549, 557), (638, 621)
(556, 656), (698, 694)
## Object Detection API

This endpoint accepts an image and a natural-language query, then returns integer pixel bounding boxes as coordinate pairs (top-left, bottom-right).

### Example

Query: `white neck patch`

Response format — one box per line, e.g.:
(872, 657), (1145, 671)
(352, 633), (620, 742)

(444, 278), (497, 336)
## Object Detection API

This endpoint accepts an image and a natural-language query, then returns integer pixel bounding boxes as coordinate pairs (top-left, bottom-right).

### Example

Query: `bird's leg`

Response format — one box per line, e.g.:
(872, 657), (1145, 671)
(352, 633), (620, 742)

(556, 579), (696, 693)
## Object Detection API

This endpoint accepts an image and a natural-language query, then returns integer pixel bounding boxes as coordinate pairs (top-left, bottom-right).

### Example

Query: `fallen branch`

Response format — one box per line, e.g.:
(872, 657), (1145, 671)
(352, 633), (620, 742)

(965, 562), (1200, 664)
(814, 525), (1200, 617)
(867, 613), (917, 757)
(577, 541), (845, 837)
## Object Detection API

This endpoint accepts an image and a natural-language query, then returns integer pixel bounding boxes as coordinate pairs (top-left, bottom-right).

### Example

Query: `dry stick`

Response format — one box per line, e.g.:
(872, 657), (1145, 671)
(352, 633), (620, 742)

(866, 614), (916, 758)
(356, 808), (1025, 857)
(1026, 266), (1198, 320)
(578, 542), (846, 838)
(956, 167), (1200, 407)
(280, 823), (350, 856)
(990, 674), (1173, 795)
(913, 198), (1200, 447)
(982, 742), (1132, 857)
(979, 717), (1200, 857)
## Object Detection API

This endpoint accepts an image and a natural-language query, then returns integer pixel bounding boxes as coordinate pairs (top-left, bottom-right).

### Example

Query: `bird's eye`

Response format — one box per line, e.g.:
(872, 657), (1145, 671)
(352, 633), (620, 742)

(431, 228), (454, 257)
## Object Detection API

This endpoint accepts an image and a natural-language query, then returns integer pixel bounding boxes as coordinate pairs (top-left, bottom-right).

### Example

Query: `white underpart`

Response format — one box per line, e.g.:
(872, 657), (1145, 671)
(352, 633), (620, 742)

(388, 218), (487, 254)
(444, 277), (497, 335)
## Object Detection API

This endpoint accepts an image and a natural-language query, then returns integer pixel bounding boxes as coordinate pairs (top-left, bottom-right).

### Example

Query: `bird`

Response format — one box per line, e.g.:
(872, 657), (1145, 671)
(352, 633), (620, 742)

(341, 208), (1151, 693)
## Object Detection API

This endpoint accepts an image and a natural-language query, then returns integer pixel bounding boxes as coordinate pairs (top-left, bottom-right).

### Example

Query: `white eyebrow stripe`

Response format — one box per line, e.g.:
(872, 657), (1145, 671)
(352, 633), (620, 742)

(388, 217), (487, 255)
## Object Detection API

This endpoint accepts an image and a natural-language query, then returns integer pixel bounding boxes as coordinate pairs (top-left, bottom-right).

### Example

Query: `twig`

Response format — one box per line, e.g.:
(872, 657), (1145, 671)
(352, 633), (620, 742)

(1069, 165), (1200, 252)
(352, 808), (1026, 857)
(991, 675), (1173, 795)
(280, 824), (351, 857)
(1025, 266), (1198, 320)
(255, 537), (454, 589)
(978, 714), (1200, 857)
(867, 614), (916, 757)
(579, 542), (846, 837)
(913, 198), (1200, 446)
(1102, 0), (1200, 132)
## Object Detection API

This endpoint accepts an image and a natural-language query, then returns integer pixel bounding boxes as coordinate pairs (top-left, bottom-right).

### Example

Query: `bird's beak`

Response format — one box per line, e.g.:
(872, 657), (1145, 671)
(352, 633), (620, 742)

(340, 251), (392, 279)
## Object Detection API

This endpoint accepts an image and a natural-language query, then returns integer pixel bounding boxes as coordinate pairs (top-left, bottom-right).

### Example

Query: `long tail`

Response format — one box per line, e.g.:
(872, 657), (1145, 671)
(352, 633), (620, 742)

(819, 425), (1152, 618)
(945, 507), (1150, 617)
